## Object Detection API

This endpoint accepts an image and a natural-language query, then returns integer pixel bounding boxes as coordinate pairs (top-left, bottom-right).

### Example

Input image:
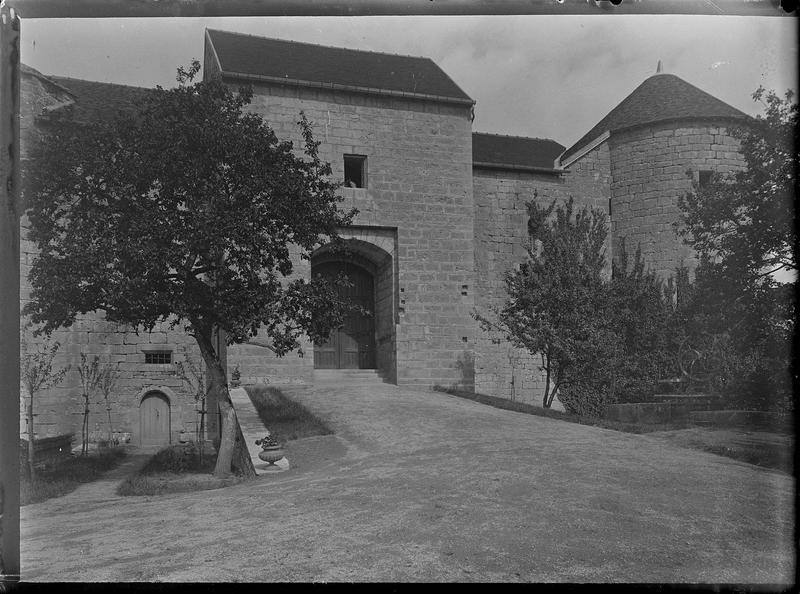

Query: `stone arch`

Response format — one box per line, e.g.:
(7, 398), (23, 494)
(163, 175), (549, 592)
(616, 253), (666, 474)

(136, 385), (178, 406)
(311, 231), (397, 383)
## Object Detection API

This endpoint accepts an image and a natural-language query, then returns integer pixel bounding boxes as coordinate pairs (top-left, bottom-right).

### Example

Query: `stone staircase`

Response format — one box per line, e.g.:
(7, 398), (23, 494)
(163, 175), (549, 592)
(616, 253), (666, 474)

(313, 369), (390, 387)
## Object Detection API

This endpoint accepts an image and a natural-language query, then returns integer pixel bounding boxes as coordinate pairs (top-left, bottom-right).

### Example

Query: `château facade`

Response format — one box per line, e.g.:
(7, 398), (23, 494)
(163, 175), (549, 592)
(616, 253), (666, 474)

(19, 29), (748, 446)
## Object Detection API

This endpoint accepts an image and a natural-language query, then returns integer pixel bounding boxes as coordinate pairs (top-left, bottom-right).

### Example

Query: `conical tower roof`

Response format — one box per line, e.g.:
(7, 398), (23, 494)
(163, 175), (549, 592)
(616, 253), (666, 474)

(559, 73), (749, 165)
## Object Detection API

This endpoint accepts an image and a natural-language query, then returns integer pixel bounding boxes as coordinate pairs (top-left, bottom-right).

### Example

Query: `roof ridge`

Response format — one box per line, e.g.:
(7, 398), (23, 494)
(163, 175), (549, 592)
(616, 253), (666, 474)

(474, 131), (562, 143)
(48, 75), (151, 92)
(206, 28), (435, 64)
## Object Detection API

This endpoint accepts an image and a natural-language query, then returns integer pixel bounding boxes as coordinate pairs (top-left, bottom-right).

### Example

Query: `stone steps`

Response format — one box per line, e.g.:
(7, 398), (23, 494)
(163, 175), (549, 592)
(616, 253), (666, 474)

(313, 369), (389, 386)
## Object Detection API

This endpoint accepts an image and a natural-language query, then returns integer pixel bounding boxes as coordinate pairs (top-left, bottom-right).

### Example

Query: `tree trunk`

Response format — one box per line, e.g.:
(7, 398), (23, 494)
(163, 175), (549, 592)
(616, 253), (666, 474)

(545, 382), (559, 408)
(215, 396), (237, 477)
(26, 399), (35, 480)
(82, 394), (89, 455)
(194, 328), (255, 478)
(541, 354), (552, 409)
(106, 397), (113, 443)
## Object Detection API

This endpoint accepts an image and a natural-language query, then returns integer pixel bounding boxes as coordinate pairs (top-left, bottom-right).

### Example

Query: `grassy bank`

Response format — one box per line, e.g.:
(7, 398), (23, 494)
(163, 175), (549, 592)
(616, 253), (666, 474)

(433, 386), (692, 434)
(245, 385), (333, 442)
(21, 448), (128, 505)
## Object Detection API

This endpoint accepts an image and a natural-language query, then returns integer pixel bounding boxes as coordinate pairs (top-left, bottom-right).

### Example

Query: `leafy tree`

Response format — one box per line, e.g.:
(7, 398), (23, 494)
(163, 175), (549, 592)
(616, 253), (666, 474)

(678, 87), (797, 283)
(606, 239), (676, 402)
(20, 329), (70, 478)
(23, 61), (356, 476)
(676, 88), (797, 409)
(475, 196), (612, 409)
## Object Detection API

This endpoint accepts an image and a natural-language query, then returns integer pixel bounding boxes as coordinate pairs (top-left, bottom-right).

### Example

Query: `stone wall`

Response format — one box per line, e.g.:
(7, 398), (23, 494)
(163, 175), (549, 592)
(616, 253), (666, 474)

(472, 168), (567, 407)
(563, 141), (614, 222)
(608, 121), (744, 280)
(226, 79), (476, 389)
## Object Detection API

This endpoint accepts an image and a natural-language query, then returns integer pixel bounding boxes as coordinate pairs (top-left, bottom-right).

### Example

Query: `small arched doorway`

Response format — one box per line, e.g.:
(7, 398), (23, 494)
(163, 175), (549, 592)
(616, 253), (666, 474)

(313, 260), (376, 369)
(139, 391), (171, 446)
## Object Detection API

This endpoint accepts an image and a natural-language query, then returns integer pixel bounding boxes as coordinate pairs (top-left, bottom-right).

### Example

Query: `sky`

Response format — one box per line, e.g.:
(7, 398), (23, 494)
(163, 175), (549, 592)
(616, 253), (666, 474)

(19, 14), (798, 150)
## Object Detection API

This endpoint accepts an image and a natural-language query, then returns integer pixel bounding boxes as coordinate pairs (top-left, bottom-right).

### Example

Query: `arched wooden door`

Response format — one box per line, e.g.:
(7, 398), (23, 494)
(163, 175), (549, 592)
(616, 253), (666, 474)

(139, 392), (171, 446)
(313, 261), (376, 369)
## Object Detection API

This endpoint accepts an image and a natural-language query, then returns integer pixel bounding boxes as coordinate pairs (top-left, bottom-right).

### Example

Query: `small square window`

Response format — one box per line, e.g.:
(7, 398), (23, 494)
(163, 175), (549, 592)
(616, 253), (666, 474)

(344, 154), (367, 188)
(145, 351), (172, 364)
(698, 170), (713, 188)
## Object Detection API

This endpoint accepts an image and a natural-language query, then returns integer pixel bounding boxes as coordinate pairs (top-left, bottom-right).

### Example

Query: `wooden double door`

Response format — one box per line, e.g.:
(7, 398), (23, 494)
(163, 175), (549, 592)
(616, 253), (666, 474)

(313, 261), (376, 369)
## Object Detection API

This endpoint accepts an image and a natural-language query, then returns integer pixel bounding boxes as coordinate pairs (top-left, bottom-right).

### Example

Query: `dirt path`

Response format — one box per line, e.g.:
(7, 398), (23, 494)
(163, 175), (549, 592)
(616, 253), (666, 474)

(20, 383), (794, 583)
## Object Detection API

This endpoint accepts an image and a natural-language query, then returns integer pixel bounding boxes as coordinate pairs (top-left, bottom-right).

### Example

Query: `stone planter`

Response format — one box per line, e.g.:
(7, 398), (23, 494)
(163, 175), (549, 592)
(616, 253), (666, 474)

(258, 445), (285, 466)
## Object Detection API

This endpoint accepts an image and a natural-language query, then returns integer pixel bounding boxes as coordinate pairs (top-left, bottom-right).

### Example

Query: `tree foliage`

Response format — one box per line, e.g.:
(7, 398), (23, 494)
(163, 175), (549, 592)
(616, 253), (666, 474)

(23, 61), (357, 475)
(676, 88), (796, 410)
(678, 87), (797, 282)
(476, 196), (614, 409)
(477, 198), (682, 415)
(606, 239), (676, 402)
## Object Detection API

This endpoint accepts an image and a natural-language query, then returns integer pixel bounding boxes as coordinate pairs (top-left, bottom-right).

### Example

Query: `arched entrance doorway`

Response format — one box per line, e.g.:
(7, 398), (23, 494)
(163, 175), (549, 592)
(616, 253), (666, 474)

(139, 391), (171, 446)
(313, 261), (376, 369)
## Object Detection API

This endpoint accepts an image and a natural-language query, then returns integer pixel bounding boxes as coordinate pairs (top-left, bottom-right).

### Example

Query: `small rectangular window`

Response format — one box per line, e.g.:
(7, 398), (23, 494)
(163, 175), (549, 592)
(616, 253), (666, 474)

(344, 154), (367, 188)
(698, 170), (713, 188)
(145, 351), (172, 364)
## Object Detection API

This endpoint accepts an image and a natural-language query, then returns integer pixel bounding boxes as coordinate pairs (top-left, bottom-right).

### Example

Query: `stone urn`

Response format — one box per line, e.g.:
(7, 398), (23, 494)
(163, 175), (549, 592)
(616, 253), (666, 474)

(258, 444), (285, 466)
(230, 365), (241, 388)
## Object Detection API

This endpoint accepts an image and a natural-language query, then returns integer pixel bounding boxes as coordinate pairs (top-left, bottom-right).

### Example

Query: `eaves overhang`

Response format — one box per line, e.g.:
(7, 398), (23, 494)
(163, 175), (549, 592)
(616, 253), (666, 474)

(221, 70), (477, 108)
(473, 161), (564, 175)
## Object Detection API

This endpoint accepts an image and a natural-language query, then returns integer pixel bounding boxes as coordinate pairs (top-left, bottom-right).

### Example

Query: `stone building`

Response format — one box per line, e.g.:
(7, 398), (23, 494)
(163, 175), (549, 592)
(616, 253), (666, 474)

(19, 29), (749, 446)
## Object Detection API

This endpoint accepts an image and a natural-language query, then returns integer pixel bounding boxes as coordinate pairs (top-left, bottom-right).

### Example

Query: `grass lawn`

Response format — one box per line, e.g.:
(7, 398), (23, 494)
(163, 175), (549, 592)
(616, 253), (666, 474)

(117, 443), (244, 496)
(245, 385), (333, 442)
(21, 448), (128, 506)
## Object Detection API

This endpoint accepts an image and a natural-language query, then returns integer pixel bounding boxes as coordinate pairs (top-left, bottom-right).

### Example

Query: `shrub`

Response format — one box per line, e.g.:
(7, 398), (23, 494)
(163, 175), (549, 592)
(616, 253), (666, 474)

(557, 381), (614, 418)
(140, 443), (213, 474)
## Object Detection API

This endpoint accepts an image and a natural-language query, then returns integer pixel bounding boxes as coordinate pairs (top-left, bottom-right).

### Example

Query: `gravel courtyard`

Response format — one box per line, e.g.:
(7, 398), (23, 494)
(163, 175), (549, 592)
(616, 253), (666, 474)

(20, 382), (794, 583)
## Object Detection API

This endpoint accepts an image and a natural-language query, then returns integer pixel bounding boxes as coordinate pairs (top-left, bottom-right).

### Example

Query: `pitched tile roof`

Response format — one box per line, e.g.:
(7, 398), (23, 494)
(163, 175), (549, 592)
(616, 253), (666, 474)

(206, 29), (473, 104)
(473, 133), (565, 172)
(559, 73), (749, 164)
(45, 76), (152, 124)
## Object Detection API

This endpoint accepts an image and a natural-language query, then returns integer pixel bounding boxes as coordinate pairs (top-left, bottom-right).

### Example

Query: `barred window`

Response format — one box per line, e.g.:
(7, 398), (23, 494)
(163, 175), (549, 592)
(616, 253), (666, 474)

(145, 351), (172, 365)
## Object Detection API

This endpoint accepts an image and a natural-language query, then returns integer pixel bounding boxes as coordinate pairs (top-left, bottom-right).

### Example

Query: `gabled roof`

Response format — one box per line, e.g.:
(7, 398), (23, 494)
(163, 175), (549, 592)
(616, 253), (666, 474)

(559, 73), (749, 165)
(473, 133), (565, 173)
(205, 29), (473, 105)
(45, 76), (152, 123)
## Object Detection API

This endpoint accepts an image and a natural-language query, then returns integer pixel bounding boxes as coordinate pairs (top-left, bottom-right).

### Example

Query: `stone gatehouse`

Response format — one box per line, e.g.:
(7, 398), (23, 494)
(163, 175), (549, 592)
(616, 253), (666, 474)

(19, 29), (749, 446)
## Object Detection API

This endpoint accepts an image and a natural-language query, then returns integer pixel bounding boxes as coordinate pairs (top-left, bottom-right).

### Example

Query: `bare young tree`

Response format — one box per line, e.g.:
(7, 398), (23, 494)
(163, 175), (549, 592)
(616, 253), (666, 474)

(76, 353), (103, 456)
(95, 362), (119, 444)
(175, 351), (207, 461)
(20, 329), (70, 478)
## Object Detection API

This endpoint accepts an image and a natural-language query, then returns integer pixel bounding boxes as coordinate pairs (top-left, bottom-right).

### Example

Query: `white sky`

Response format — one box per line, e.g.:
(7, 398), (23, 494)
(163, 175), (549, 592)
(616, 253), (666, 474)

(19, 15), (798, 149)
